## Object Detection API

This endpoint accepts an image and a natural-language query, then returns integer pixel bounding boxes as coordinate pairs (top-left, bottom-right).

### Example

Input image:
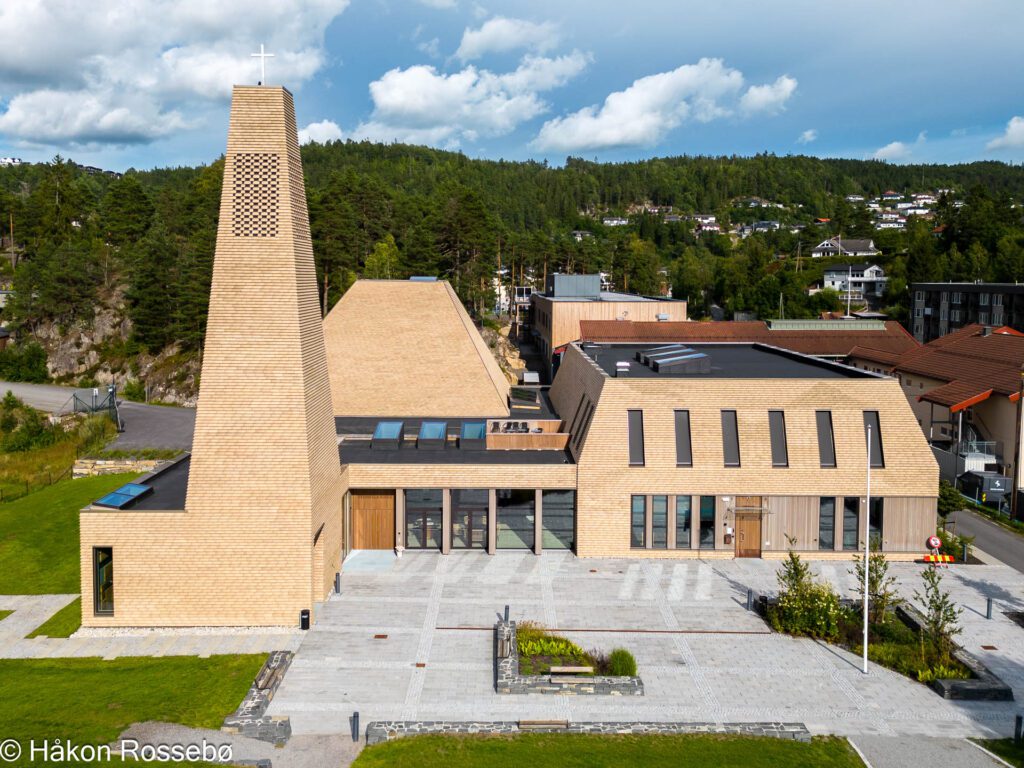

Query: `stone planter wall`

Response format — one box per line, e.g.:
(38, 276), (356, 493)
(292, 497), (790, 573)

(221, 650), (293, 744)
(365, 720), (811, 746)
(896, 604), (1014, 701)
(495, 619), (643, 696)
(73, 458), (170, 479)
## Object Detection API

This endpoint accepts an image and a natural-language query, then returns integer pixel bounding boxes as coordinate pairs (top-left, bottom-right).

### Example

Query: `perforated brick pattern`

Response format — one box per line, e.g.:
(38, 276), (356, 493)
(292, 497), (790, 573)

(232, 152), (279, 237)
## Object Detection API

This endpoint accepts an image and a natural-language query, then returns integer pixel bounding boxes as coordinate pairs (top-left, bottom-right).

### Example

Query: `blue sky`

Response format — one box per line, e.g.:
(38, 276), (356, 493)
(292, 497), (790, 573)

(1, 0), (1022, 171)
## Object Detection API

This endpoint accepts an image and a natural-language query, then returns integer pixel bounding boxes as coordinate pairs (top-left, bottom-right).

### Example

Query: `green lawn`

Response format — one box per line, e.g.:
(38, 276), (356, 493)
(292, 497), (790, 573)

(26, 597), (81, 638)
(352, 734), (864, 768)
(977, 739), (1024, 766)
(0, 655), (264, 766)
(0, 474), (136, 594)
(0, 609), (11, 622)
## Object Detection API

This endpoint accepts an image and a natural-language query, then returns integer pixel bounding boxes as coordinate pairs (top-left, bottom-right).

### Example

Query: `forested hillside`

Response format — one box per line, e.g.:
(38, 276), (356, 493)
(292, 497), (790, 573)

(0, 144), (1022, 400)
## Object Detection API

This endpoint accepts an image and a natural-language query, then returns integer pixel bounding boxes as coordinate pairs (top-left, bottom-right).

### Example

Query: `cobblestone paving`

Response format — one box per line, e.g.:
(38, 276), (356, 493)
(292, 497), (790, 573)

(0, 594), (303, 659)
(268, 551), (1024, 740)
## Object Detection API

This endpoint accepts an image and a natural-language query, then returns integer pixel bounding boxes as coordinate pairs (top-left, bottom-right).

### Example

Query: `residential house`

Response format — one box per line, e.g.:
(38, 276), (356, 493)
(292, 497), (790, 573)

(810, 237), (881, 259)
(823, 264), (888, 302)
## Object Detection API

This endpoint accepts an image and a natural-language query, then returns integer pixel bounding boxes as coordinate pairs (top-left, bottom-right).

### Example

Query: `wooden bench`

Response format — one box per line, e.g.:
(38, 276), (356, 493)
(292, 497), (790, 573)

(518, 720), (569, 730)
(548, 665), (593, 675)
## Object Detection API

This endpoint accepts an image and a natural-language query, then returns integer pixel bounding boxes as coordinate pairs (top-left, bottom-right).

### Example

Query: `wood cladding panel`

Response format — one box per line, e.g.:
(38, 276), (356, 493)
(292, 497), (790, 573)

(351, 490), (395, 549)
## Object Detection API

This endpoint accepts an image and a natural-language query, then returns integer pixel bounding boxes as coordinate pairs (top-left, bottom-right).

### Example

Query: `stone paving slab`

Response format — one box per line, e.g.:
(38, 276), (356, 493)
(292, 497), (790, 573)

(268, 552), (1024, 740)
(850, 735), (1005, 768)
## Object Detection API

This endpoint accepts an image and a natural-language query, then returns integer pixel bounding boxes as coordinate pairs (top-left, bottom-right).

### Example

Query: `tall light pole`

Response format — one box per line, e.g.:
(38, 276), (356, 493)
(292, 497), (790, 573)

(862, 423), (872, 675)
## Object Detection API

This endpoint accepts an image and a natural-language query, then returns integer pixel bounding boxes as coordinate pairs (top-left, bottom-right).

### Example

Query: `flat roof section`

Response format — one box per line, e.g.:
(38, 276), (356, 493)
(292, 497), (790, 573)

(86, 455), (191, 512)
(338, 442), (573, 465)
(579, 342), (878, 380)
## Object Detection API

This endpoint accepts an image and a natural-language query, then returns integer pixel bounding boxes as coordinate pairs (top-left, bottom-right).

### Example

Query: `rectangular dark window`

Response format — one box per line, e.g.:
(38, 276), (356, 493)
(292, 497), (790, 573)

(451, 489), (488, 549)
(675, 495), (691, 548)
(496, 489), (535, 549)
(699, 495), (716, 549)
(630, 495), (646, 548)
(818, 497), (835, 551)
(868, 497), (884, 548)
(651, 495), (668, 549)
(627, 410), (645, 466)
(93, 547), (114, 615)
(815, 410), (837, 468)
(405, 489), (443, 549)
(721, 410), (740, 467)
(574, 402), (595, 450)
(864, 411), (884, 468)
(842, 497), (860, 551)
(541, 490), (575, 550)
(768, 410), (788, 467)
(674, 410), (692, 466)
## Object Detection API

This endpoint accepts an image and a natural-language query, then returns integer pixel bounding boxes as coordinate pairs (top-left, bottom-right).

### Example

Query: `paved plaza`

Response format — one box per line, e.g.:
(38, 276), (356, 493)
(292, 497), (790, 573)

(268, 550), (1024, 741)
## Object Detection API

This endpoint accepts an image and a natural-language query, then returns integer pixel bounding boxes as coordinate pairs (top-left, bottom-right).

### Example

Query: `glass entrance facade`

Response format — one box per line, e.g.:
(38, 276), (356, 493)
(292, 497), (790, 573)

(541, 490), (575, 549)
(497, 489), (535, 549)
(452, 489), (488, 549)
(406, 489), (443, 549)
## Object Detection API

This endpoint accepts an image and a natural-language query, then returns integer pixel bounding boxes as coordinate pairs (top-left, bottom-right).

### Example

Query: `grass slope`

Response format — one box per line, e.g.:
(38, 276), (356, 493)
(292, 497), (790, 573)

(977, 739), (1024, 766)
(352, 734), (864, 768)
(0, 655), (264, 766)
(27, 597), (81, 638)
(0, 474), (136, 594)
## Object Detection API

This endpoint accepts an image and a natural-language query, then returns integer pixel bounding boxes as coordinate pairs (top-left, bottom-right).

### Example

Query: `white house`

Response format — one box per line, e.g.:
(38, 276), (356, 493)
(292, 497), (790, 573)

(810, 237), (881, 258)
(602, 217), (629, 227)
(823, 263), (888, 300)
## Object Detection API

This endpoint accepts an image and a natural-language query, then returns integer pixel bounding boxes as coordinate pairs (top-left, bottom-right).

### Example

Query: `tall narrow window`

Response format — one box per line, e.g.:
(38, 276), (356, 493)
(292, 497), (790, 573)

(574, 402), (595, 451)
(815, 410), (836, 468)
(93, 547), (114, 615)
(627, 410), (645, 466)
(541, 490), (575, 550)
(675, 496), (692, 549)
(406, 489), (443, 549)
(868, 497), (884, 548)
(864, 411), (884, 468)
(818, 497), (835, 551)
(768, 410), (788, 467)
(496, 489), (535, 550)
(699, 495), (716, 549)
(451, 489), (489, 550)
(630, 495), (646, 548)
(721, 410), (740, 467)
(842, 497), (860, 551)
(651, 495), (668, 549)
(674, 410), (692, 466)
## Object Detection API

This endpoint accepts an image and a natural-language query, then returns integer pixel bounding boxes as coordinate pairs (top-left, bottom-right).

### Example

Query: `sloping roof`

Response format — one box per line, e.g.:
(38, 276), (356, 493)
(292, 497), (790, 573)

(578, 319), (919, 359)
(812, 238), (879, 253)
(322, 280), (510, 417)
(877, 324), (1024, 411)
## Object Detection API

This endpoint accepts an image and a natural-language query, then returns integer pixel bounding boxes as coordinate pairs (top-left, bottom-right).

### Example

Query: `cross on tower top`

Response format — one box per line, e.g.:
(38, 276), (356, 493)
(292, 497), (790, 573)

(251, 44), (275, 86)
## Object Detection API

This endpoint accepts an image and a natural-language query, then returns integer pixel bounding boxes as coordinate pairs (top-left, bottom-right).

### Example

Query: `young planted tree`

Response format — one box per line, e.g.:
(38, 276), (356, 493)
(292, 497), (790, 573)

(850, 551), (901, 625)
(914, 568), (962, 663)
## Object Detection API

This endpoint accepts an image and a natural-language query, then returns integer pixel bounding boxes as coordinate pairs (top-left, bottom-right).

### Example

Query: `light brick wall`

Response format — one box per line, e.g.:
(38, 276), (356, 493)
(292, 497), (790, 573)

(557, 344), (938, 559)
(79, 86), (342, 628)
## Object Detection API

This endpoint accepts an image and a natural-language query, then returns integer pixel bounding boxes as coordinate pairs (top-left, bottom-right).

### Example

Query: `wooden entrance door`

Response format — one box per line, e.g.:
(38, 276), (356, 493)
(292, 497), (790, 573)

(734, 496), (762, 558)
(351, 490), (395, 550)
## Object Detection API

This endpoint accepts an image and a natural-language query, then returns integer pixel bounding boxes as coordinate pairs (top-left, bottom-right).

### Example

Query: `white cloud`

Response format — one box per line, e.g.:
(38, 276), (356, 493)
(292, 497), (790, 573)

(299, 119), (344, 145)
(415, 0), (457, 7)
(455, 17), (560, 62)
(0, 0), (350, 147)
(353, 51), (589, 146)
(739, 75), (797, 115)
(873, 140), (910, 161)
(873, 131), (926, 162)
(987, 116), (1024, 150)
(0, 89), (188, 145)
(417, 37), (442, 59)
(532, 58), (794, 153)
(797, 128), (817, 144)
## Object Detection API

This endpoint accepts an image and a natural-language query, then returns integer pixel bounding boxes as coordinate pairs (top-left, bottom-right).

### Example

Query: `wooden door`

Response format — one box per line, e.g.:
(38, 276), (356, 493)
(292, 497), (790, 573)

(351, 490), (395, 550)
(735, 514), (762, 558)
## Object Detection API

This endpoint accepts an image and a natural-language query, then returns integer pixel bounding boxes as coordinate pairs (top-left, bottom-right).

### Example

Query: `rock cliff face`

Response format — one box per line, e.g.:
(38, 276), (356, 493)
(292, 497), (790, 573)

(480, 323), (526, 384)
(31, 289), (200, 405)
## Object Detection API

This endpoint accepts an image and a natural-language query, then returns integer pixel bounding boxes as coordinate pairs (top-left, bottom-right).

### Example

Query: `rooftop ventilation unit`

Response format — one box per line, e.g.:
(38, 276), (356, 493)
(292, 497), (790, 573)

(615, 361), (631, 378)
(635, 344), (686, 364)
(651, 351), (711, 374)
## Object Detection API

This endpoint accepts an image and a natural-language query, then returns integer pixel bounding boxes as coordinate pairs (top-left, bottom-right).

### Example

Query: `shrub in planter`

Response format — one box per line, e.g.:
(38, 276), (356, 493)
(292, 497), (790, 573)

(769, 582), (841, 641)
(607, 648), (637, 676)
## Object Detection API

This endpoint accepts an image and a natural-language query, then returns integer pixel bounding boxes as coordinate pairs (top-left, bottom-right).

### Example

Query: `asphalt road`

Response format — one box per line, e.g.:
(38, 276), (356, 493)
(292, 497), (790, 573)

(950, 507), (1024, 574)
(0, 379), (195, 451)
